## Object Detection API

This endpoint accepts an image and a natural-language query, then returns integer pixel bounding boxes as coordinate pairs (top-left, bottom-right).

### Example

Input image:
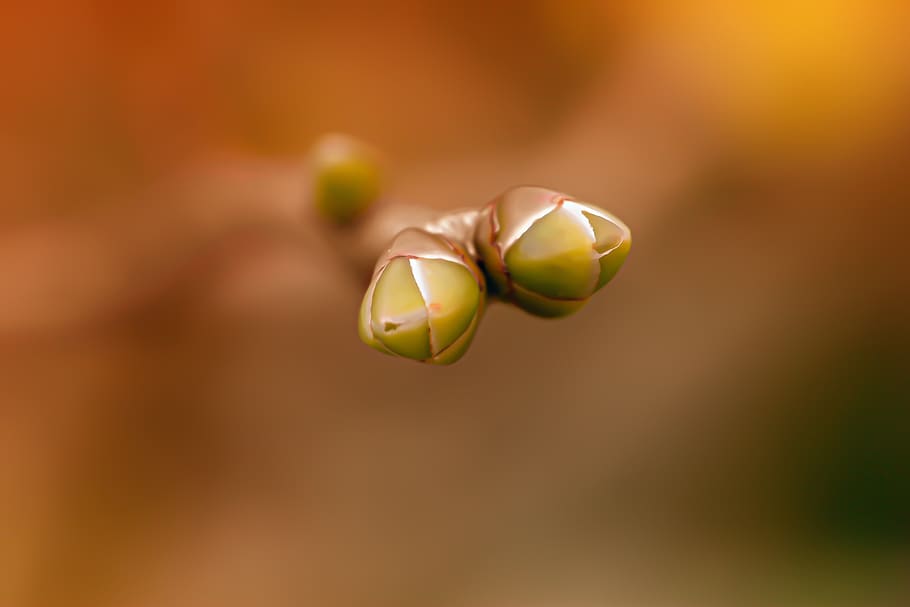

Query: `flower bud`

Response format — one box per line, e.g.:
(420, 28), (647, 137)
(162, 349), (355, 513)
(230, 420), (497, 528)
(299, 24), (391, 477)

(359, 228), (485, 364)
(474, 186), (631, 317)
(310, 134), (382, 223)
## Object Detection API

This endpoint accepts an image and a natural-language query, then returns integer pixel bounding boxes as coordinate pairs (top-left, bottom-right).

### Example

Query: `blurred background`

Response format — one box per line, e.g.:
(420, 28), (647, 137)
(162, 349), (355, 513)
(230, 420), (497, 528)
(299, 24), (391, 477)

(1, 1), (908, 605)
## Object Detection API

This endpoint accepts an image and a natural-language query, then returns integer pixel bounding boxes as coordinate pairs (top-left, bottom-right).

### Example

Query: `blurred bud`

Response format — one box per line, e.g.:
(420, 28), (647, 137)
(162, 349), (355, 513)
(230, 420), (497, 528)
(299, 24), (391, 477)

(310, 134), (383, 223)
(359, 228), (486, 364)
(475, 186), (631, 317)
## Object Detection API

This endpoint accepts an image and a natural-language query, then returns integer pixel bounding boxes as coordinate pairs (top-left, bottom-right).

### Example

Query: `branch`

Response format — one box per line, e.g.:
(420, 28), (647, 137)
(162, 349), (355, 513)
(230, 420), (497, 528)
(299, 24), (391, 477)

(312, 135), (633, 365)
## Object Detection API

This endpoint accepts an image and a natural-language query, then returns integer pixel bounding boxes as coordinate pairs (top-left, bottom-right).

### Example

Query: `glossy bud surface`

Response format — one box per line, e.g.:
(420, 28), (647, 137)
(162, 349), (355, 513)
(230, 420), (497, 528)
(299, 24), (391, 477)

(359, 229), (485, 364)
(475, 186), (631, 317)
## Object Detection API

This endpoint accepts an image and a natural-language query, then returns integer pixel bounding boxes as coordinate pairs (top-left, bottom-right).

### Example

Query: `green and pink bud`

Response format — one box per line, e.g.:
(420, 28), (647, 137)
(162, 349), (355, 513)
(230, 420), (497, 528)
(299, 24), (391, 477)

(358, 228), (486, 364)
(474, 186), (631, 317)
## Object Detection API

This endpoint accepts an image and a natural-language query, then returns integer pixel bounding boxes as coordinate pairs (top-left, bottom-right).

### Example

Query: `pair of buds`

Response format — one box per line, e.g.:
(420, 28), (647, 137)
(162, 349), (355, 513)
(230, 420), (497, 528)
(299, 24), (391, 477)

(358, 186), (631, 364)
(308, 135), (631, 365)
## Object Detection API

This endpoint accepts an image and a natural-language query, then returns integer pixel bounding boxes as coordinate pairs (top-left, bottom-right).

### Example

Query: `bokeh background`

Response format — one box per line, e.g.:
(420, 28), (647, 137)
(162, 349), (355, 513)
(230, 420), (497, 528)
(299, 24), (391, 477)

(1, 2), (908, 606)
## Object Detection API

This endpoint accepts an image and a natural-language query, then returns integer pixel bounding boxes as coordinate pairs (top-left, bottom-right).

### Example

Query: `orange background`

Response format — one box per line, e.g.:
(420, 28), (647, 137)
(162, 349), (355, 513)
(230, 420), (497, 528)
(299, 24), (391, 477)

(1, 2), (908, 606)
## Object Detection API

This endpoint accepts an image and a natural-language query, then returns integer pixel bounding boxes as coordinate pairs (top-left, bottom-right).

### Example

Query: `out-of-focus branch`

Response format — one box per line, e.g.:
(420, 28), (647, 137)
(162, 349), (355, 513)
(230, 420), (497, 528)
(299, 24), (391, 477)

(0, 147), (429, 339)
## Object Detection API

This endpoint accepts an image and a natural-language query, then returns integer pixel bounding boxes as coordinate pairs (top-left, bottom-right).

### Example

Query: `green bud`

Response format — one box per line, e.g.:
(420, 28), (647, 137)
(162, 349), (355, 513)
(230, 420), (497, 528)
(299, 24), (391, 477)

(310, 134), (382, 223)
(474, 186), (631, 317)
(359, 228), (486, 364)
